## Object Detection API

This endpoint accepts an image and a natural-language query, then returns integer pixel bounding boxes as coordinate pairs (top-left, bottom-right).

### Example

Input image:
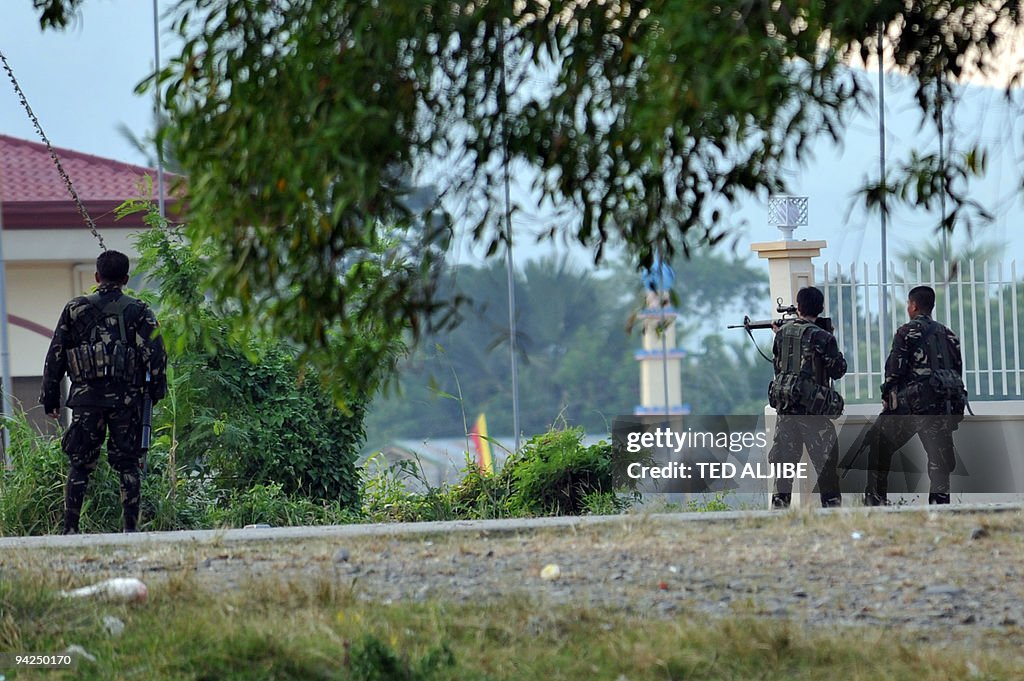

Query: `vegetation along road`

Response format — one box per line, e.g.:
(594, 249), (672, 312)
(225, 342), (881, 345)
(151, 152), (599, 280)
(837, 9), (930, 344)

(2, 505), (1023, 679)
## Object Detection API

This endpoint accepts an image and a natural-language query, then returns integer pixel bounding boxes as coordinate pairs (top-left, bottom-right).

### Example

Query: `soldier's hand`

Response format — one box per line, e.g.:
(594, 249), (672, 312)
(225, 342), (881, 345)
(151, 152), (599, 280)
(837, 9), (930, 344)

(46, 410), (59, 419)
(770, 321), (782, 334)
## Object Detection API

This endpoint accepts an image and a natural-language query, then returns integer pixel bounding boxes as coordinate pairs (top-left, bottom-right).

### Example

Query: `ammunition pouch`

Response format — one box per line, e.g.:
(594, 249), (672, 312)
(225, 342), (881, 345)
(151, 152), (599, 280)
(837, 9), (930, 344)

(894, 372), (966, 417)
(768, 375), (795, 411)
(66, 340), (140, 384)
(806, 383), (845, 416)
(769, 374), (844, 416)
(929, 369), (967, 415)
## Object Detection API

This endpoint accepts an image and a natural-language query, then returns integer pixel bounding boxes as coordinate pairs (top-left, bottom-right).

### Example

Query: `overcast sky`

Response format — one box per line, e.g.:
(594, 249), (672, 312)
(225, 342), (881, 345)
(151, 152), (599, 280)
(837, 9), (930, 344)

(1, 1), (171, 166)
(2, 1), (1023, 269)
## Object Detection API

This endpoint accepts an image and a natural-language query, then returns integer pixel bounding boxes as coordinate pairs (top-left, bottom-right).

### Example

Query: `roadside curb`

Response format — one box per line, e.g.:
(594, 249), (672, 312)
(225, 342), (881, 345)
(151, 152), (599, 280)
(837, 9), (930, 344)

(2, 502), (1020, 551)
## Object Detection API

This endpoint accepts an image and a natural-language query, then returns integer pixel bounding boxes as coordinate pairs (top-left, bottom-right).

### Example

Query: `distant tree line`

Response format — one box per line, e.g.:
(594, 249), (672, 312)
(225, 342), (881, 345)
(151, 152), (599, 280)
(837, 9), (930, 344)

(365, 249), (771, 449)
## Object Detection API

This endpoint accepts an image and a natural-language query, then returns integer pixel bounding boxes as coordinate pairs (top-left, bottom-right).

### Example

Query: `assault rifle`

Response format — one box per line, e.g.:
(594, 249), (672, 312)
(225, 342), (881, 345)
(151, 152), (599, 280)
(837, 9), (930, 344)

(728, 298), (834, 361)
(727, 298), (834, 334)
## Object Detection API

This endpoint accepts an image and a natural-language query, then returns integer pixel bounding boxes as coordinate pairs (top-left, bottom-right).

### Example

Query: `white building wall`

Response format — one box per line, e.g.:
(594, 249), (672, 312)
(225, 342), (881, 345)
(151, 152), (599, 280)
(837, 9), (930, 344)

(2, 227), (146, 378)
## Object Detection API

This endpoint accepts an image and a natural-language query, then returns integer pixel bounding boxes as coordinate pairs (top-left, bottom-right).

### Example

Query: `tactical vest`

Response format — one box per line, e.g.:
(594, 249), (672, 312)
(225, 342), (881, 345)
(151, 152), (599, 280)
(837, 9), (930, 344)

(897, 321), (966, 415)
(66, 293), (140, 384)
(768, 321), (844, 416)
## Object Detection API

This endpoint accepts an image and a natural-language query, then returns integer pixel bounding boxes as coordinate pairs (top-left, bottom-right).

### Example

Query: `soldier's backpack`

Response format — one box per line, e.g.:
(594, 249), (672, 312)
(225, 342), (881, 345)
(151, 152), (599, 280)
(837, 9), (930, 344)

(768, 321), (844, 416)
(66, 292), (140, 383)
(899, 321), (967, 416)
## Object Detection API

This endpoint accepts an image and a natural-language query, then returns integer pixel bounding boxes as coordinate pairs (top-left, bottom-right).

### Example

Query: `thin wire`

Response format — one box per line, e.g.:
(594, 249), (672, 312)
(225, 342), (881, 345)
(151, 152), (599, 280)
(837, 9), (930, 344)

(0, 49), (106, 250)
(153, 0), (166, 221)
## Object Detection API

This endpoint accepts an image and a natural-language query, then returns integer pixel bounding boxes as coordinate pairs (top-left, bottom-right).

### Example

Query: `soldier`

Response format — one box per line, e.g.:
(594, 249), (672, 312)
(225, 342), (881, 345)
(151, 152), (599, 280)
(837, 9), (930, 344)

(40, 250), (167, 534)
(767, 286), (847, 508)
(864, 286), (966, 506)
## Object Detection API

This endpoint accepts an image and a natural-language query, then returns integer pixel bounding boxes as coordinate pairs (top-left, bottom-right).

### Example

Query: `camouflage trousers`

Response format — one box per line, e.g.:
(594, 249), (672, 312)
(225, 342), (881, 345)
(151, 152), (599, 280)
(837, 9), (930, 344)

(768, 414), (842, 506)
(865, 412), (958, 503)
(61, 404), (143, 533)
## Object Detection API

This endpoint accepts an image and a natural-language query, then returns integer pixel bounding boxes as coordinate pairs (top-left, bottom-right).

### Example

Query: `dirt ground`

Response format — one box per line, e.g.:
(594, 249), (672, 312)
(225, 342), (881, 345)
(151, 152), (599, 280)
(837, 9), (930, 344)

(4, 506), (1024, 658)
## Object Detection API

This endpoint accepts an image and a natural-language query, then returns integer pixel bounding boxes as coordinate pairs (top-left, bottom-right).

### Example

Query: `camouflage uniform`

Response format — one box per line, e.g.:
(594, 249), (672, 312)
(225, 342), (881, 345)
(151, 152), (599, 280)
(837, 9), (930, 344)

(40, 283), (167, 533)
(865, 314), (964, 505)
(768, 319), (847, 508)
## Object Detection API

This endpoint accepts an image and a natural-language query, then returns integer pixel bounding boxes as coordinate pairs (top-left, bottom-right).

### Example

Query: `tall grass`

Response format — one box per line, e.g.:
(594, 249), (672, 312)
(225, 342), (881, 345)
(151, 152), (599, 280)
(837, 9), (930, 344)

(0, 557), (1017, 680)
(0, 408), (355, 535)
(2, 409), (642, 536)
(0, 408), (122, 535)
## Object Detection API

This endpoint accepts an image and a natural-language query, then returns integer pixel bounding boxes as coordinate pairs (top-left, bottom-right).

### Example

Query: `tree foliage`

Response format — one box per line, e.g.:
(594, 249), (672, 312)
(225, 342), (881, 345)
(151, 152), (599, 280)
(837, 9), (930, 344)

(129, 204), (398, 507)
(34, 0), (1024, 392)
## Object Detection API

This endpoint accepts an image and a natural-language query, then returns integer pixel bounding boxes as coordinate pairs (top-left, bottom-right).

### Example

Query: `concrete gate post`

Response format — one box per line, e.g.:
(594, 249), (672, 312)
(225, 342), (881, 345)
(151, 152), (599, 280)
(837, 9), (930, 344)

(751, 196), (828, 508)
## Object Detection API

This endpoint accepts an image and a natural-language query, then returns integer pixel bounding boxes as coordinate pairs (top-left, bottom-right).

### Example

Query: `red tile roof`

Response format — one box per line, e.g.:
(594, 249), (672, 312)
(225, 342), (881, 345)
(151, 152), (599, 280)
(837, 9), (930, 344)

(0, 134), (179, 229)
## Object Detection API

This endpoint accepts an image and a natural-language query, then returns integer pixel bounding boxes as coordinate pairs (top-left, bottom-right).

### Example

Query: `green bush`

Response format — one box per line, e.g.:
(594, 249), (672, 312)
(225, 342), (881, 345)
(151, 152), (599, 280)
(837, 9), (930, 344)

(163, 339), (368, 509)
(360, 425), (643, 522)
(139, 447), (221, 531)
(348, 635), (460, 681)
(504, 427), (635, 516)
(130, 204), (398, 512)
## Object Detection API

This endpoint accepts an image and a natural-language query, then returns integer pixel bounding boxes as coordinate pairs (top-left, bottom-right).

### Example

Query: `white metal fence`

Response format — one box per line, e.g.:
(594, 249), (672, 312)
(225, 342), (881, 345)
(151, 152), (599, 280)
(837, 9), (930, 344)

(821, 260), (1023, 402)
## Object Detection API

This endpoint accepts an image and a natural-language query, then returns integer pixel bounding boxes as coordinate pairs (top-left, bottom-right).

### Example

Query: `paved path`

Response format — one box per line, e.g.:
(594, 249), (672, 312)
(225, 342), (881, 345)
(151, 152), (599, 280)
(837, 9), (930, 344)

(2, 502), (1022, 549)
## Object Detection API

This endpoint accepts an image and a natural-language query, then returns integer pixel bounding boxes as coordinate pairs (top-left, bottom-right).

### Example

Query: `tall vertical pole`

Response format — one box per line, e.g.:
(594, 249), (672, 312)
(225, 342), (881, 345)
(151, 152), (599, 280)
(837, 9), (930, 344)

(877, 23), (890, 341)
(0, 196), (14, 470)
(937, 71), (953, 324)
(498, 18), (521, 452)
(503, 174), (521, 452)
(153, 0), (166, 220)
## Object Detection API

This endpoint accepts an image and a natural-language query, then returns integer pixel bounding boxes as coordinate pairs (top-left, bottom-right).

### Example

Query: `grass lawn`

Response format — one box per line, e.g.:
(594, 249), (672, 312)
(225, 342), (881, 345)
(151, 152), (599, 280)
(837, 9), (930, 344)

(0, 555), (1018, 681)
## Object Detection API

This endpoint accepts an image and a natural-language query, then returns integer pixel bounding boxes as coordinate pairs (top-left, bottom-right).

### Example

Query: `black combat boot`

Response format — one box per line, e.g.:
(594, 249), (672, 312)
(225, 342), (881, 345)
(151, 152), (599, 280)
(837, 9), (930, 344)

(820, 492), (842, 508)
(771, 493), (791, 509)
(928, 493), (950, 505)
(863, 492), (889, 507)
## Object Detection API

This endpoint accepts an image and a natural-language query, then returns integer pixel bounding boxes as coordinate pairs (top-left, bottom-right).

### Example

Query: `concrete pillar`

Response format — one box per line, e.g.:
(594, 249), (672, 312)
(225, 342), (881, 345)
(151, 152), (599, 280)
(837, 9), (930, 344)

(749, 240), (827, 314)
(751, 239), (828, 508)
(634, 291), (687, 415)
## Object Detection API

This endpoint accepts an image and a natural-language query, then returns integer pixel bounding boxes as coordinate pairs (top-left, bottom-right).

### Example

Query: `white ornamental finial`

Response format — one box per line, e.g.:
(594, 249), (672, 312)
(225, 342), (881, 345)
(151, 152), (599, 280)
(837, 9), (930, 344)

(768, 195), (808, 241)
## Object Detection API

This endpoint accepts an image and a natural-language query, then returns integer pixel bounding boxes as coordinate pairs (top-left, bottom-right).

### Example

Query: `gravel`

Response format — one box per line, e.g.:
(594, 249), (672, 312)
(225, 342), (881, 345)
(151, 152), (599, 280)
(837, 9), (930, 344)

(4, 505), (1024, 654)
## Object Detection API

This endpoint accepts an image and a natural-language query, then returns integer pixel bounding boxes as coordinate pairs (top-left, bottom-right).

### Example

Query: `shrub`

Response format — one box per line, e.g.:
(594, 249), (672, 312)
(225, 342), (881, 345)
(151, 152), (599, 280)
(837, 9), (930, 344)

(348, 635), (458, 681)
(360, 424), (643, 521)
(504, 427), (635, 516)
(130, 204), (400, 512)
